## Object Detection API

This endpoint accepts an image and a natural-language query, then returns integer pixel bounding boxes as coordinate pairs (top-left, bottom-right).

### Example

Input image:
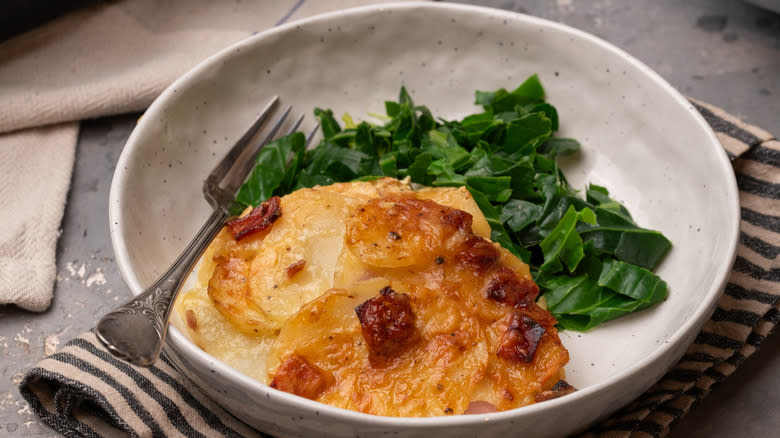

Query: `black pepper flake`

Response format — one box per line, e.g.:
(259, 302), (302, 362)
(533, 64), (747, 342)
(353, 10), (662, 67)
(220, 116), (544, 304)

(435, 256), (445, 264)
(388, 231), (401, 240)
(444, 407), (453, 414)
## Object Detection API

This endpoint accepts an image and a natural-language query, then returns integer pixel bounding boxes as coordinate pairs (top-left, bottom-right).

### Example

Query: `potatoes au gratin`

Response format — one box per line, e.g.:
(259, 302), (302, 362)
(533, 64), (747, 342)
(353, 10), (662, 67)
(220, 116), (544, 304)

(174, 177), (572, 416)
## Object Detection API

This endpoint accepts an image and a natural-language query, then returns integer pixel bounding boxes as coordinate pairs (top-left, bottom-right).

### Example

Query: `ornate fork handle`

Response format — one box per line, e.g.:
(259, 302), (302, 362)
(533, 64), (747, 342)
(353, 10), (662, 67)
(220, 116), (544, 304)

(95, 208), (227, 366)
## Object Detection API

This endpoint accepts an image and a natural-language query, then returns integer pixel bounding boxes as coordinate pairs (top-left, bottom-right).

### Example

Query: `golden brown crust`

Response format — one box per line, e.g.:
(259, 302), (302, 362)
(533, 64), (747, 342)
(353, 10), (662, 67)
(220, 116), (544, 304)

(182, 178), (571, 417)
(270, 353), (333, 400)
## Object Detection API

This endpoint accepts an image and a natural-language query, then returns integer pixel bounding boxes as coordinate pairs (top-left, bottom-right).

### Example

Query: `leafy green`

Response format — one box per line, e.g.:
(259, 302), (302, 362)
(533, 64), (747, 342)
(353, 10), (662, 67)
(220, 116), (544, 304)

(232, 132), (306, 212)
(539, 206), (596, 273)
(234, 76), (672, 331)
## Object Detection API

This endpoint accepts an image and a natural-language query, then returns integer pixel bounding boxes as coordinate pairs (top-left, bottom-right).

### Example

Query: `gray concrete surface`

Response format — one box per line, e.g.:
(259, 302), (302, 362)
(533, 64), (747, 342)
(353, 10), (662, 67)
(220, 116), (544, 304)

(1, 0), (778, 436)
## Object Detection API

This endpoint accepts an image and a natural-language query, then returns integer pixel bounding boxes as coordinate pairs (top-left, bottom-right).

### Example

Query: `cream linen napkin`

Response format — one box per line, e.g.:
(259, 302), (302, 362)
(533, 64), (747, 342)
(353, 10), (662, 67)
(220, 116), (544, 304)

(0, 0), (417, 311)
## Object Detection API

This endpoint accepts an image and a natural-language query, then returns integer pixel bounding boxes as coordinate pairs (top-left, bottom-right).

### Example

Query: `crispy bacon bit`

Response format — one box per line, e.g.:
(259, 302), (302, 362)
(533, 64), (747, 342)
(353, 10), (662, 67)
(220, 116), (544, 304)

(497, 313), (546, 363)
(355, 286), (417, 358)
(226, 196), (282, 240)
(185, 309), (198, 330)
(464, 401), (498, 414)
(270, 353), (333, 399)
(456, 236), (500, 272)
(442, 209), (473, 232)
(535, 380), (576, 402)
(485, 267), (539, 307)
(285, 259), (306, 278)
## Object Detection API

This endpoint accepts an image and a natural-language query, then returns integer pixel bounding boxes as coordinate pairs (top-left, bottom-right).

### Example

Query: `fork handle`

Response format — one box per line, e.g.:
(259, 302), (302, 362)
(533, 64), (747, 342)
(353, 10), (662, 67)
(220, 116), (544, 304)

(95, 208), (228, 366)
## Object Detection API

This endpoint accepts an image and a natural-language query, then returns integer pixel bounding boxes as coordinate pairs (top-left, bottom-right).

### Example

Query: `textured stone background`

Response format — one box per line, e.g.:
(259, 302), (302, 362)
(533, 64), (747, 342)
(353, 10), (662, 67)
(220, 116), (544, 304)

(1, 0), (778, 436)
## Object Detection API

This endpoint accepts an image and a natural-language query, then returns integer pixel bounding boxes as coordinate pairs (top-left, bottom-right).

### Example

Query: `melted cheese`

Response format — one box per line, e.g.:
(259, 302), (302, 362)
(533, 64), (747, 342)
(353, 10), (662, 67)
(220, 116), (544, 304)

(174, 178), (569, 417)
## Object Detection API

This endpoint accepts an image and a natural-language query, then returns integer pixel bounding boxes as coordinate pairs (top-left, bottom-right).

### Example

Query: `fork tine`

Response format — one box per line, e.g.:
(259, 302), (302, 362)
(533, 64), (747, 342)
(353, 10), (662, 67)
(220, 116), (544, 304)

(204, 97), (279, 191)
(217, 105), (292, 198)
(305, 122), (320, 147)
(286, 114), (305, 136)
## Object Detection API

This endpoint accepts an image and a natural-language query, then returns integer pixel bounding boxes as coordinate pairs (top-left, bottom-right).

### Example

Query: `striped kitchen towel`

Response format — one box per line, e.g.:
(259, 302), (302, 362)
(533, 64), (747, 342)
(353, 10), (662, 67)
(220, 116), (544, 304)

(19, 102), (779, 437)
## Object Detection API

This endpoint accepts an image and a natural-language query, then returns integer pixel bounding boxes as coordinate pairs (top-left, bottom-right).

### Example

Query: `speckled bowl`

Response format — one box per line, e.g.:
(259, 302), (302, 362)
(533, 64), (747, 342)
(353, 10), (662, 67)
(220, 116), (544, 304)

(109, 3), (739, 437)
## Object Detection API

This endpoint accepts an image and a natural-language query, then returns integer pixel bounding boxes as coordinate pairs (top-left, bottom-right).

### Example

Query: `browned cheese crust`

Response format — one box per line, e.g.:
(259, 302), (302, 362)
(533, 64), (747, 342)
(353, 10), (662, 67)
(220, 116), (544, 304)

(177, 178), (570, 417)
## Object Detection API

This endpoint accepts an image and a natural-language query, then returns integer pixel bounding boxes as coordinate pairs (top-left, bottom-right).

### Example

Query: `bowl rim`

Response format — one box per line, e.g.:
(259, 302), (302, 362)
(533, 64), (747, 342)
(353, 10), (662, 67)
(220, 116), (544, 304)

(108, 0), (741, 428)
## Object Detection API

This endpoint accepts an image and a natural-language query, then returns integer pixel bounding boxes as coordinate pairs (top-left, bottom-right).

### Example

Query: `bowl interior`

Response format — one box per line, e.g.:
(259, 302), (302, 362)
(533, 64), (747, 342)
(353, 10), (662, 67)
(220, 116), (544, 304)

(109, 2), (738, 436)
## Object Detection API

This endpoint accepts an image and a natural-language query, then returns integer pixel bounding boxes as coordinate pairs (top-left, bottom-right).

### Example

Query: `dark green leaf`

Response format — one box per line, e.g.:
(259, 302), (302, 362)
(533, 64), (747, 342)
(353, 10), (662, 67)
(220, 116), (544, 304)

(539, 206), (596, 273)
(581, 227), (672, 270)
(597, 258), (669, 304)
(379, 152), (398, 177)
(539, 138), (580, 158)
(233, 132), (305, 211)
(313, 108), (342, 139)
(421, 129), (472, 171)
(502, 113), (552, 154)
(465, 176), (513, 203)
(586, 184), (634, 224)
(480, 74), (546, 113)
(501, 199), (543, 232)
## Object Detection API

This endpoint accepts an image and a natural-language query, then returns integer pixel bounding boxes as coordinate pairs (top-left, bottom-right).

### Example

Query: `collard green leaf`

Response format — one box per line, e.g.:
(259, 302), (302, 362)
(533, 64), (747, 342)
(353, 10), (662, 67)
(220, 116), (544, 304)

(501, 199), (543, 232)
(379, 152), (398, 177)
(597, 258), (669, 304)
(539, 206), (596, 273)
(465, 176), (513, 203)
(399, 86), (414, 107)
(421, 129), (472, 171)
(539, 138), (581, 158)
(233, 132), (306, 211)
(404, 151), (434, 185)
(479, 74), (546, 113)
(539, 273), (651, 331)
(502, 112), (552, 154)
(581, 226), (672, 270)
(586, 184), (634, 224)
(313, 108), (342, 139)
(540, 274), (605, 314)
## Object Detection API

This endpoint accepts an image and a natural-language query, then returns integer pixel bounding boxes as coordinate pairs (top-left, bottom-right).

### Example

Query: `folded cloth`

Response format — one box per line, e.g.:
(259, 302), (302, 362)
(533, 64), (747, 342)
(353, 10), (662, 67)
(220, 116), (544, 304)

(19, 103), (779, 437)
(0, 123), (78, 311)
(0, 0), (414, 311)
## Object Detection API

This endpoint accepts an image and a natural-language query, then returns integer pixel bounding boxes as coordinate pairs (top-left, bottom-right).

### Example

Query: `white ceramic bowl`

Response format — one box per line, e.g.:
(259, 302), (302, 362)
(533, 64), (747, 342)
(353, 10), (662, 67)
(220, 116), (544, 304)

(109, 3), (740, 437)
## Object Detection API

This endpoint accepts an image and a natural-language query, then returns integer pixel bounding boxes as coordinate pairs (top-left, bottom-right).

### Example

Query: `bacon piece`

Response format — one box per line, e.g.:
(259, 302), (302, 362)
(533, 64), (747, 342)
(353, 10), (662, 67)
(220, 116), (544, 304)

(270, 353), (333, 399)
(226, 196), (282, 240)
(456, 235), (500, 272)
(535, 380), (576, 402)
(442, 208), (473, 233)
(464, 400), (498, 414)
(497, 313), (546, 363)
(285, 259), (306, 278)
(185, 309), (198, 330)
(485, 267), (539, 307)
(355, 286), (417, 358)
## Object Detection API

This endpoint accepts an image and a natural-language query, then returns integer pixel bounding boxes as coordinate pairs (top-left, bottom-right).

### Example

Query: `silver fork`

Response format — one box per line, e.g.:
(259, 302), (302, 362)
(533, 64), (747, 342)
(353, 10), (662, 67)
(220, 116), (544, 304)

(95, 97), (315, 367)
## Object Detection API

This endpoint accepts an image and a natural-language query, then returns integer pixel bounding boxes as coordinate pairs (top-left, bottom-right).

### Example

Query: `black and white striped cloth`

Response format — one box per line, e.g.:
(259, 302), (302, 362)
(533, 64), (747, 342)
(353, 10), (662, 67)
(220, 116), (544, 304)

(20, 101), (779, 438)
